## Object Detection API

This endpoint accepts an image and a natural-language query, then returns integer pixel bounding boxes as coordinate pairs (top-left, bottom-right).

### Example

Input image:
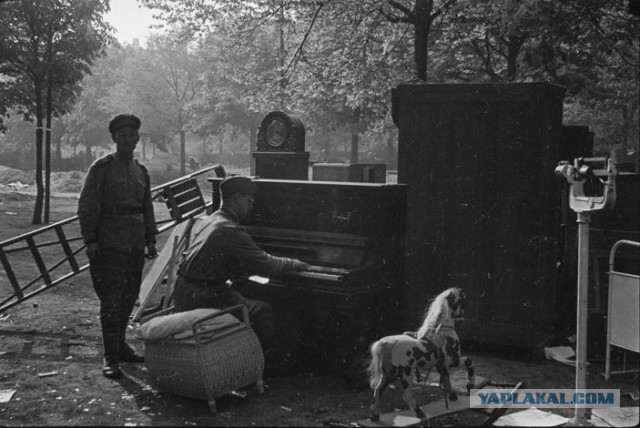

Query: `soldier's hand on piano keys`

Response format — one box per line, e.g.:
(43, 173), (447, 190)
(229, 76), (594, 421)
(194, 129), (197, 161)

(292, 259), (311, 271)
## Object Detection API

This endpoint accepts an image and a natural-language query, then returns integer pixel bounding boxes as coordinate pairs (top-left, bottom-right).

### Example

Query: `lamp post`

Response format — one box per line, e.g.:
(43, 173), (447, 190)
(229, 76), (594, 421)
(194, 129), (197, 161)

(555, 157), (616, 425)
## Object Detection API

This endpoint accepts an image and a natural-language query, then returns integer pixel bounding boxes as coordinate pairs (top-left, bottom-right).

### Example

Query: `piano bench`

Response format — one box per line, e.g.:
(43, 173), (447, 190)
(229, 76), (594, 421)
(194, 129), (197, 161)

(142, 305), (265, 413)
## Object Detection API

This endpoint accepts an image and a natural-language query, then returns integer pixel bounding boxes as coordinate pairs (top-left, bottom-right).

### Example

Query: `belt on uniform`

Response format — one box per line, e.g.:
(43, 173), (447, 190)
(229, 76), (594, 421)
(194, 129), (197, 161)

(179, 274), (228, 290)
(105, 206), (143, 215)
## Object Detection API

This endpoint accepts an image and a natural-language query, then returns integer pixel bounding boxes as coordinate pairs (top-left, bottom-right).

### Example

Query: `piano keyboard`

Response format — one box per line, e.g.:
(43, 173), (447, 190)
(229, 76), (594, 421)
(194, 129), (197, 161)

(304, 264), (349, 275)
(291, 270), (342, 281)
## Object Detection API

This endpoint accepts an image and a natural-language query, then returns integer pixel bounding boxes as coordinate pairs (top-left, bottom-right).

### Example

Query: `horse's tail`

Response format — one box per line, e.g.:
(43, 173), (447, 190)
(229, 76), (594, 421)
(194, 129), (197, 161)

(367, 339), (385, 389)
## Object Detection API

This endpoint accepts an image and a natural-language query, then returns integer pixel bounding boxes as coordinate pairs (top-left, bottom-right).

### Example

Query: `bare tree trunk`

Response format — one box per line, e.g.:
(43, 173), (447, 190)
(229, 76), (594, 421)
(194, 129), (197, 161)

(180, 129), (186, 176)
(350, 107), (361, 164)
(506, 36), (522, 81)
(32, 82), (44, 225)
(350, 132), (359, 164)
(45, 95), (51, 223)
(278, 5), (286, 105)
(44, 58), (53, 223)
(414, 0), (433, 81)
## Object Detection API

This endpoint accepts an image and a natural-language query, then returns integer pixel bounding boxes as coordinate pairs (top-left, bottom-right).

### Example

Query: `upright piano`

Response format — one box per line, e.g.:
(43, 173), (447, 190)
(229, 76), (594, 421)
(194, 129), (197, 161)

(208, 178), (407, 380)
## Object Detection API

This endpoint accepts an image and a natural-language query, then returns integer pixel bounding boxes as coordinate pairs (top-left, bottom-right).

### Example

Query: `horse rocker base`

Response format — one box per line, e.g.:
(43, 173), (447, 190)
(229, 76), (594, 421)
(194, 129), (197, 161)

(358, 393), (474, 427)
(356, 379), (524, 427)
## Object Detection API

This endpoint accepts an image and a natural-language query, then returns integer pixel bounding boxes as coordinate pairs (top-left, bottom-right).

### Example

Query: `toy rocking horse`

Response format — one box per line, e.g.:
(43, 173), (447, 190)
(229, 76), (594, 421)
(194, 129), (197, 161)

(367, 287), (476, 421)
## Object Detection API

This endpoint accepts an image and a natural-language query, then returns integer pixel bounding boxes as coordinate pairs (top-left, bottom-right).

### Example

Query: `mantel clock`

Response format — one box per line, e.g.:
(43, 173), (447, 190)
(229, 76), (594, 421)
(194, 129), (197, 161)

(256, 111), (306, 152)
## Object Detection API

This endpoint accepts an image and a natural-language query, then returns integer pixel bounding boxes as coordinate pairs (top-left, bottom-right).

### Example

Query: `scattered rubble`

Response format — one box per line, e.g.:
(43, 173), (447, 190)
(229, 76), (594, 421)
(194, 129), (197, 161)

(0, 165), (86, 195)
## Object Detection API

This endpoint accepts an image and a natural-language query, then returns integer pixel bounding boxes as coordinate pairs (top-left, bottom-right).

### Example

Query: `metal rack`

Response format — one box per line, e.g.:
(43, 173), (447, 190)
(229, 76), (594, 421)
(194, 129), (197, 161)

(605, 239), (640, 380)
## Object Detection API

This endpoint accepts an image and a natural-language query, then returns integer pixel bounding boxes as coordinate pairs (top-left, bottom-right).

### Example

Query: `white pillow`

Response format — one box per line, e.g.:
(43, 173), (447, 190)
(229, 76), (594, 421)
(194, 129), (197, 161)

(140, 308), (241, 341)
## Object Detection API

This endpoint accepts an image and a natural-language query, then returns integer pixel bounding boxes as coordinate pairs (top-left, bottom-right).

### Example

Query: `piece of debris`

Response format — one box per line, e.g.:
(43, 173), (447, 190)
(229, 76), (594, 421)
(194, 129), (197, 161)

(230, 390), (247, 398)
(323, 418), (359, 427)
(37, 371), (59, 378)
(493, 407), (569, 426)
(0, 389), (17, 403)
(591, 407), (639, 427)
(281, 406), (292, 412)
(543, 346), (589, 368)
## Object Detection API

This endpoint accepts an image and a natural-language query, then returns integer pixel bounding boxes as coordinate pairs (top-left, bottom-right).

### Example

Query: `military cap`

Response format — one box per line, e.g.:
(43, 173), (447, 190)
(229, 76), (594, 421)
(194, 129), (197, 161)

(109, 114), (141, 133)
(219, 175), (257, 196)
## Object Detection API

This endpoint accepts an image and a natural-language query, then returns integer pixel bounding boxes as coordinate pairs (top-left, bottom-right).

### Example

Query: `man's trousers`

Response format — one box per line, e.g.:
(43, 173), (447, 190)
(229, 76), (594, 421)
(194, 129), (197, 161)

(90, 249), (145, 364)
(173, 276), (274, 349)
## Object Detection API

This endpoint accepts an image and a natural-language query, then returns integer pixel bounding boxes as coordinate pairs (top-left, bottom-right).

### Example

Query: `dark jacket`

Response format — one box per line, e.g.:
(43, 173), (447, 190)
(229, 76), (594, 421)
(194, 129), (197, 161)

(179, 209), (299, 284)
(78, 152), (157, 251)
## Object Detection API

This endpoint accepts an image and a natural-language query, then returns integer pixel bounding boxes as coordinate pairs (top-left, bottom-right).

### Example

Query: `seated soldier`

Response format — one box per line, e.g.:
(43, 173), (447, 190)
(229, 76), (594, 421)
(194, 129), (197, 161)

(173, 175), (309, 354)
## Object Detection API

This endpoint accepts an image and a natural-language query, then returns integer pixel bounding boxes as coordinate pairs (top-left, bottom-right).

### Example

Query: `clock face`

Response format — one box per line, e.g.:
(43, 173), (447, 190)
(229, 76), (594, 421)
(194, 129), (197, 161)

(266, 118), (287, 147)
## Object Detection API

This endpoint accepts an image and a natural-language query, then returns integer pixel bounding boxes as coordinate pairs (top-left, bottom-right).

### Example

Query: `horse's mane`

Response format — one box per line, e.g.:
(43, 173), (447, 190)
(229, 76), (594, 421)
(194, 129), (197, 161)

(416, 288), (455, 339)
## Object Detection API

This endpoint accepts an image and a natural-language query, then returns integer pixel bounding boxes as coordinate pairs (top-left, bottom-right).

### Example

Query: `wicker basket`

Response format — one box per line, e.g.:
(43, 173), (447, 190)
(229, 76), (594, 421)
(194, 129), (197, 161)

(143, 304), (265, 413)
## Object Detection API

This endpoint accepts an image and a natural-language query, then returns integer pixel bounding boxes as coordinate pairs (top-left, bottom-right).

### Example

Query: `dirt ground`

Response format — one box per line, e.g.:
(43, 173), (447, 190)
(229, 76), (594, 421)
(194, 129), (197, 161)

(0, 190), (638, 427)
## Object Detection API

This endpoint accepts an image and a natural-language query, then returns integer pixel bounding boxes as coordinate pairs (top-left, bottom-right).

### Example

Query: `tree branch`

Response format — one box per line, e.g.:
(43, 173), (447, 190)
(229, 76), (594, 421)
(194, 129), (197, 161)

(378, 2), (413, 24)
(430, 0), (458, 20)
(378, 0), (416, 24)
(471, 36), (498, 81)
(281, 1), (326, 88)
(388, 0), (415, 21)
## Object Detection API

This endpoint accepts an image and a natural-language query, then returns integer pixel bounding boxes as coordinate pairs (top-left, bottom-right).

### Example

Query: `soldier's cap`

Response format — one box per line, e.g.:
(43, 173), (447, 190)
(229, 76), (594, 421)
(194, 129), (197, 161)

(109, 114), (141, 133)
(219, 175), (257, 196)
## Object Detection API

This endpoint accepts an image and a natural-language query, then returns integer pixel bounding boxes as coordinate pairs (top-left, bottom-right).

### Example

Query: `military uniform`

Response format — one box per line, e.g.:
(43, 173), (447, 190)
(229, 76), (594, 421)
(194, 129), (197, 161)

(78, 151), (157, 367)
(174, 207), (301, 347)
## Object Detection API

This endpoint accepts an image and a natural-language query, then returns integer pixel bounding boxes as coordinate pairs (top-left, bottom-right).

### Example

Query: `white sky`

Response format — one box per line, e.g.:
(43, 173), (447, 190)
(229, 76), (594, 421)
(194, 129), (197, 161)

(104, 0), (160, 45)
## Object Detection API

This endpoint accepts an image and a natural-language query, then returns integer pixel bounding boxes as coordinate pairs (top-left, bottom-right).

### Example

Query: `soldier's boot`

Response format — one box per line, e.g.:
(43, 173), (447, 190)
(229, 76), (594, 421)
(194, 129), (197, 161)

(102, 333), (122, 379)
(119, 310), (144, 364)
(120, 342), (144, 363)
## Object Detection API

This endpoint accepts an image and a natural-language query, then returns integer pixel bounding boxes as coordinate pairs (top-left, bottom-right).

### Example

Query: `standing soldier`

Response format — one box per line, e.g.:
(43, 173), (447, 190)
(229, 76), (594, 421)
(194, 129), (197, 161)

(78, 114), (158, 379)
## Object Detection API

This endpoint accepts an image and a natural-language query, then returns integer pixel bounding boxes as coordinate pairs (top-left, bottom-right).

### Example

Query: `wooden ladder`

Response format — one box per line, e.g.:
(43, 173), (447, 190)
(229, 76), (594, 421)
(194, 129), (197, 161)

(0, 165), (220, 315)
